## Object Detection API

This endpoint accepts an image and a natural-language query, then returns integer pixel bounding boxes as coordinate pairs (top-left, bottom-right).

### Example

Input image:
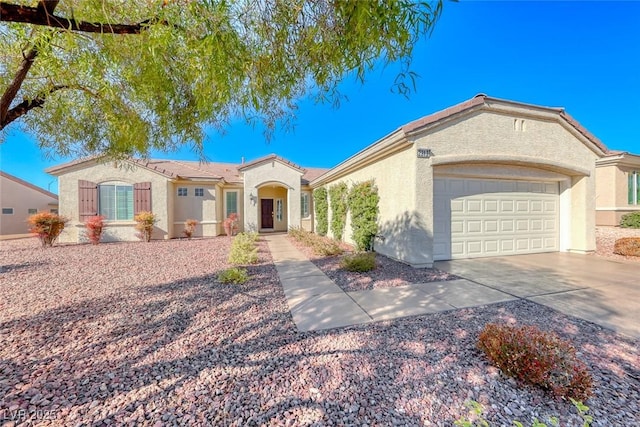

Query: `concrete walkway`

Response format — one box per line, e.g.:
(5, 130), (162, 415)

(265, 234), (517, 332)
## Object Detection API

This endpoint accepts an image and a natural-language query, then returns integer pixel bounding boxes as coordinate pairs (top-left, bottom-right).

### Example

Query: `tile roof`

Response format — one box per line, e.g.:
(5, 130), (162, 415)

(47, 156), (328, 185)
(402, 94), (609, 155)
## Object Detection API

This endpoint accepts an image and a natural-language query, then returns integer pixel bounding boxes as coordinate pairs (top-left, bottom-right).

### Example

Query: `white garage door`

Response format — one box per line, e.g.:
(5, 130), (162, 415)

(433, 178), (559, 260)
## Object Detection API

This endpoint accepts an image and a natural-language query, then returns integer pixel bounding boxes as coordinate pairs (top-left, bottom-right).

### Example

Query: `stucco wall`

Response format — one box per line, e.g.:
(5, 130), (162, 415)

(414, 109), (600, 255)
(55, 161), (171, 243)
(595, 164), (640, 226)
(241, 160), (303, 232)
(172, 182), (219, 237)
(321, 146), (418, 264)
(0, 175), (58, 235)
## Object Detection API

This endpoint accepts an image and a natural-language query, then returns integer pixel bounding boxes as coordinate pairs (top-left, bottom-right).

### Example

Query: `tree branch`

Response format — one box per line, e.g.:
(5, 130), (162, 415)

(1, 1), (153, 34)
(0, 42), (40, 127)
(1, 84), (83, 129)
(0, 1), (60, 127)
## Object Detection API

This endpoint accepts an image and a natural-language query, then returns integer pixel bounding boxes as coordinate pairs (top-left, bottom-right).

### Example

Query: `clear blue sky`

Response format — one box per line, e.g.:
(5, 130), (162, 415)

(1, 1), (639, 194)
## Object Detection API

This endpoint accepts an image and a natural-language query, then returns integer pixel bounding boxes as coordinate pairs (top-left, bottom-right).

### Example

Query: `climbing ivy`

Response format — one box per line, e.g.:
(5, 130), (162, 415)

(313, 187), (328, 236)
(347, 180), (379, 251)
(329, 182), (349, 241)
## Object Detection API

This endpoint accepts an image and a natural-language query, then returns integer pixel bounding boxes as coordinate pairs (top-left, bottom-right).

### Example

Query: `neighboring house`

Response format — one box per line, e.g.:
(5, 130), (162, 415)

(0, 171), (59, 236)
(595, 152), (640, 226)
(47, 94), (615, 267)
(46, 155), (327, 243)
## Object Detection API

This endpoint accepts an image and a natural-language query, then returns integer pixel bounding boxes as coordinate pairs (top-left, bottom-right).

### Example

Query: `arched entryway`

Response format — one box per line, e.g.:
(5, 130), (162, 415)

(257, 183), (289, 232)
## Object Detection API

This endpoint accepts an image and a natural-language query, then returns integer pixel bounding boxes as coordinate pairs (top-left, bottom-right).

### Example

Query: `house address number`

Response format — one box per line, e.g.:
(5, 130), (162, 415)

(417, 148), (433, 158)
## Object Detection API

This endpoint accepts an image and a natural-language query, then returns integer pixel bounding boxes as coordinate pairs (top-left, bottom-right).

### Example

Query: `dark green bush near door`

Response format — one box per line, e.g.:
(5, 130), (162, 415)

(620, 211), (640, 228)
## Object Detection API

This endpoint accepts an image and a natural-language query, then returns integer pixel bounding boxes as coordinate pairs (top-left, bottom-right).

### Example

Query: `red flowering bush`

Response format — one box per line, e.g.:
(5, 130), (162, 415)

(27, 212), (69, 247)
(85, 215), (106, 244)
(477, 323), (593, 400)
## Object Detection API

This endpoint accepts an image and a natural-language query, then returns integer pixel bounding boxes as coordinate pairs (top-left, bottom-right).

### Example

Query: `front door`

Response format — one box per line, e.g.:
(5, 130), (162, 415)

(261, 199), (274, 229)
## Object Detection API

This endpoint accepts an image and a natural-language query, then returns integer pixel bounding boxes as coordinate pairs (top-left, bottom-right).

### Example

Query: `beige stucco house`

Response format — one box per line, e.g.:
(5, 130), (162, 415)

(46, 154), (327, 243)
(312, 94), (608, 267)
(48, 94), (627, 266)
(0, 171), (59, 236)
(595, 152), (640, 226)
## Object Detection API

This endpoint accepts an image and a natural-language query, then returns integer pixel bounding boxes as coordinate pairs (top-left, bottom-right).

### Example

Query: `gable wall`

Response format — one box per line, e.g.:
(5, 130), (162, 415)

(242, 161), (303, 232)
(413, 110), (601, 254)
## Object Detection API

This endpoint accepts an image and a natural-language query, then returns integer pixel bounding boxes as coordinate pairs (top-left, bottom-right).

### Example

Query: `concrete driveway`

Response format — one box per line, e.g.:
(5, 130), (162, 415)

(435, 252), (640, 338)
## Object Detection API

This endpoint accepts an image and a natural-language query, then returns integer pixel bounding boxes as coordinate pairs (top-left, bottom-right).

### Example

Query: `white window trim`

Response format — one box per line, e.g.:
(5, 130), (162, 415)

(301, 192), (311, 218)
(224, 189), (240, 219)
(98, 182), (134, 221)
(630, 171), (640, 206)
(28, 208), (38, 215)
(195, 188), (204, 197)
(177, 187), (188, 197)
(276, 199), (283, 222)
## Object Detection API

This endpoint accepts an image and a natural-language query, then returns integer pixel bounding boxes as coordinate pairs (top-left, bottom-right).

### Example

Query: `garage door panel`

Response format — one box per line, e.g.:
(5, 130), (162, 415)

(484, 241), (499, 253)
(501, 200), (514, 212)
(484, 220), (498, 232)
(451, 220), (464, 233)
(433, 177), (559, 260)
(484, 200), (498, 212)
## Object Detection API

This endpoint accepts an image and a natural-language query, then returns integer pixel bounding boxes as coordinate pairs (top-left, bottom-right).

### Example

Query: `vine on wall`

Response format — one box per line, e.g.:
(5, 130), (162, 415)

(328, 182), (349, 241)
(313, 187), (328, 236)
(347, 180), (379, 251)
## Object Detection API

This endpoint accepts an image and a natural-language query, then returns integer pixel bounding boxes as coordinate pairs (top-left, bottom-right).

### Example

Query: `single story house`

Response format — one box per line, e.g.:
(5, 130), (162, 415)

(0, 171), (59, 236)
(46, 155), (328, 243)
(48, 94), (629, 267)
(595, 151), (640, 226)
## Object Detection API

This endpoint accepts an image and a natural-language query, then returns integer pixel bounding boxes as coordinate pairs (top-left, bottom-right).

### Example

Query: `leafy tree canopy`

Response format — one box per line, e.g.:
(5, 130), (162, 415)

(0, 0), (443, 160)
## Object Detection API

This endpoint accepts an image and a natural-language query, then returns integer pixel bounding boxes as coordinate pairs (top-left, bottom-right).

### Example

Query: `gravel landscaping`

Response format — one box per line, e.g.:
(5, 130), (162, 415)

(287, 237), (457, 292)
(1, 236), (639, 426)
(593, 226), (640, 262)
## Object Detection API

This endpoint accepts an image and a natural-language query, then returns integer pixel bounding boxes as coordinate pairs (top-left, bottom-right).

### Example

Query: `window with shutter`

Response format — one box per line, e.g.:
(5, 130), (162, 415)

(134, 182), (152, 213)
(78, 180), (98, 221)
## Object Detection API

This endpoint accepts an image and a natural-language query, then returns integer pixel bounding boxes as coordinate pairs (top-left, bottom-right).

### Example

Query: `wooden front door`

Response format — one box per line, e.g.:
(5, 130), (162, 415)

(261, 199), (274, 229)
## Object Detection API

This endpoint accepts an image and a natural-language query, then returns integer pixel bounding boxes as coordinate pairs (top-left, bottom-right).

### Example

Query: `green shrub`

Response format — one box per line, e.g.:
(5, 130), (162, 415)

(28, 212), (69, 247)
(347, 180), (379, 251)
(455, 399), (593, 427)
(217, 267), (249, 284)
(313, 187), (329, 236)
(328, 182), (348, 240)
(477, 323), (592, 400)
(620, 211), (640, 228)
(134, 211), (157, 242)
(228, 232), (259, 265)
(613, 237), (640, 256)
(340, 252), (376, 272)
